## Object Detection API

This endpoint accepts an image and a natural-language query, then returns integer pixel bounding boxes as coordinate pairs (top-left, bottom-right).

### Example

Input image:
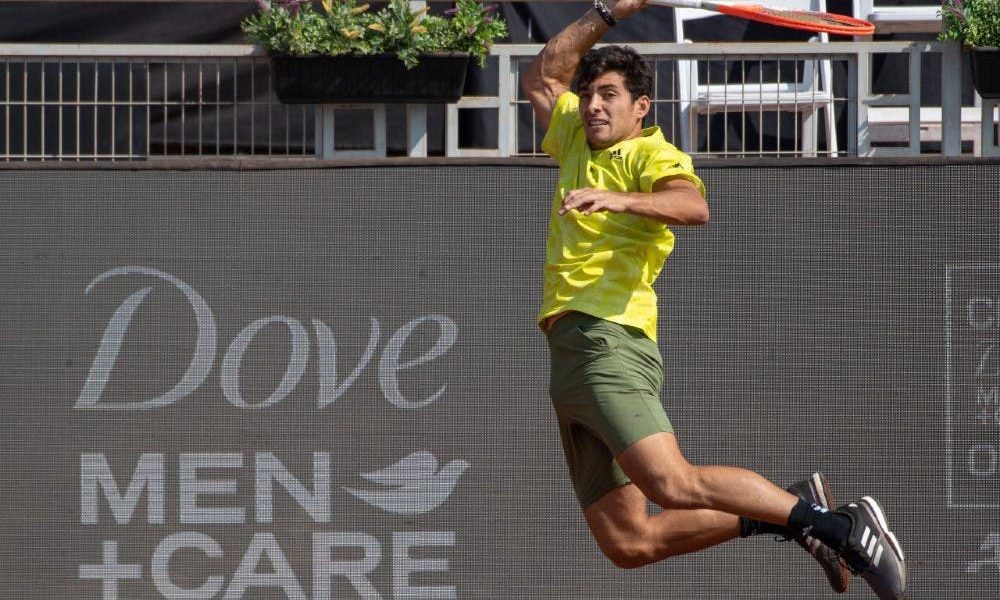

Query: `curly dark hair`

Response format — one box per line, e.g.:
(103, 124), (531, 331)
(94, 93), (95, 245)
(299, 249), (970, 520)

(572, 45), (653, 100)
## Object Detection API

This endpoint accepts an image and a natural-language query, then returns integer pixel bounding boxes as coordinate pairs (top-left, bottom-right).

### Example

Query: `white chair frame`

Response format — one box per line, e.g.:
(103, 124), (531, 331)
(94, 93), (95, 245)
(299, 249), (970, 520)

(674, 0), (838, 156)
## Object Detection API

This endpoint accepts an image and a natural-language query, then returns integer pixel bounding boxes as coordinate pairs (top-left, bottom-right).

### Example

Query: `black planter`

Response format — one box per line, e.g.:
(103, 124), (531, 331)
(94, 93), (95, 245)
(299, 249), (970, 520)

(970, 47), (1000, 100)
(270, 53), (470, 104)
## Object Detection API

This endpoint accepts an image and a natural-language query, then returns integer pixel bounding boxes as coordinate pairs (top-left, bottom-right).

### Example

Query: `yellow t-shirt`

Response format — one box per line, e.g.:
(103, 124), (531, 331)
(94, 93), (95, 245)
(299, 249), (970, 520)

(538, 91), (706, 342)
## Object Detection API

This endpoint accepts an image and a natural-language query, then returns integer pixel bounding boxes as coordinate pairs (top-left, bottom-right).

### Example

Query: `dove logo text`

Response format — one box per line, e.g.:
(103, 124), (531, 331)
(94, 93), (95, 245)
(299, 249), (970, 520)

(75, 267), (458, 410)
(80, 452), (464, 598)
(81, 452), (469, 524)
(82, 531), (457, 599)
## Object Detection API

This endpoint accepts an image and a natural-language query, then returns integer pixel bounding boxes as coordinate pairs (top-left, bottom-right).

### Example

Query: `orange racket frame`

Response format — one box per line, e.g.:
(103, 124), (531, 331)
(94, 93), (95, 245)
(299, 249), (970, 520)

(650, 0), (875, 36)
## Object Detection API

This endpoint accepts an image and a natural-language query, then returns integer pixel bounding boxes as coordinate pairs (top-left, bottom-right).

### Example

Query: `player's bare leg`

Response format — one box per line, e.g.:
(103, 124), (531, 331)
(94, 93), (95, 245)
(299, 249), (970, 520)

(616, 431), (799, 524)
(583, 483), (741, 568)
(582, 431), (799, 569)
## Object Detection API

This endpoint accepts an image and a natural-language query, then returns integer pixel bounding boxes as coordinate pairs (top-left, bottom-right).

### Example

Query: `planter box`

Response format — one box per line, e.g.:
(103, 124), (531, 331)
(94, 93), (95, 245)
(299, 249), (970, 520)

(270, 53), (470, 104)
(970, 47), (1000, 100)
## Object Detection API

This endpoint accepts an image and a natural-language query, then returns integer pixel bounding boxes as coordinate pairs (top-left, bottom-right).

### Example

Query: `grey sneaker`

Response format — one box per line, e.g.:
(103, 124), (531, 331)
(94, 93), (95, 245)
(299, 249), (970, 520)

(835, 497), (908, 600)
(787, 473), (851, 594)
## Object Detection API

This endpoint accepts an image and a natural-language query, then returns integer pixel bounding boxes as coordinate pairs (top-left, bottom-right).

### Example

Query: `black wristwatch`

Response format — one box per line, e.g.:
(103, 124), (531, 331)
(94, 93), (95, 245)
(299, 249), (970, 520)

(592, 0), (617, 26)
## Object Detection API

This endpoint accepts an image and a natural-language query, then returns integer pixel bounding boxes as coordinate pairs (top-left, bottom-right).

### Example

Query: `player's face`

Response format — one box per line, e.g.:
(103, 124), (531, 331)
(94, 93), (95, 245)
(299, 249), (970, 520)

(578, 71), (650, 150)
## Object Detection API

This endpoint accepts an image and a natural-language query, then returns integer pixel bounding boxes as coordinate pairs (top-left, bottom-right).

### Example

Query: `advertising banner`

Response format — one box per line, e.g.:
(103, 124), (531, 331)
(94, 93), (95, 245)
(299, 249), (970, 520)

(2, 163), (998, 598)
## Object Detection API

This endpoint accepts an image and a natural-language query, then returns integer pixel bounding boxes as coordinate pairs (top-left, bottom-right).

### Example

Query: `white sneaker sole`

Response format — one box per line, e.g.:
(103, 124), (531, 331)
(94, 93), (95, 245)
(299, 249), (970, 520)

(804, 473), (833, 552)
(810, 473), (832, 509)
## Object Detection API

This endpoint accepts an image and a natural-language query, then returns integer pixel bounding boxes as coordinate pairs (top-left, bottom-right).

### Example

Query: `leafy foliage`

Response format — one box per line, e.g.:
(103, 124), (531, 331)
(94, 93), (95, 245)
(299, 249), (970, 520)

(940, 0), (1000, 47)
(242, 0), (508, 68)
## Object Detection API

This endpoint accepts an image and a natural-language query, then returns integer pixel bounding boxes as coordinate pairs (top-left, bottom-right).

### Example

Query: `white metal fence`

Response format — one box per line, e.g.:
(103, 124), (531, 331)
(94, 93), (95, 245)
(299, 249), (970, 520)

(0, 44), (308, 160)
(1, 41), (997, 160)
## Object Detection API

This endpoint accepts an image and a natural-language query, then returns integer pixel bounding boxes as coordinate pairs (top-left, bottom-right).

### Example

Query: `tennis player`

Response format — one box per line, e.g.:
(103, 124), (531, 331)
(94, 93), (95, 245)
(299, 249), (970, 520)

(522, 1), (907, 597)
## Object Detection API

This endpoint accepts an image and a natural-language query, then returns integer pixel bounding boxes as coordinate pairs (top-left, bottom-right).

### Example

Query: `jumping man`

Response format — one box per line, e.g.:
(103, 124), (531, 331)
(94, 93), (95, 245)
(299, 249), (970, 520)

(522, 0), (908, 597)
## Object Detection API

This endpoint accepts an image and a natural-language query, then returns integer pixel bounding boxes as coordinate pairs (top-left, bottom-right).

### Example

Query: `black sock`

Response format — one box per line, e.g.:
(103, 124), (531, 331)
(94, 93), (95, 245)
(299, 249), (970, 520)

(786, 498), (852, 550)
(738, 516), (789, 538)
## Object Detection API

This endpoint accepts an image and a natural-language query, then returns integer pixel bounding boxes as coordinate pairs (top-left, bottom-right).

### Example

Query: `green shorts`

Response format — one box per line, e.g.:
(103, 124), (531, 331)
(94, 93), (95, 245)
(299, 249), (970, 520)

(546, 312), (673, 508)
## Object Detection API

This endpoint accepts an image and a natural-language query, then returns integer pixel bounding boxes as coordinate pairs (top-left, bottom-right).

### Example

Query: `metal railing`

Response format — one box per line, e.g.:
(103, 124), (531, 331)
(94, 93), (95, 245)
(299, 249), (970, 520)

(1, 41), (997, 160)
(461, 42), (862, 158)
(0, 44), (308, 161)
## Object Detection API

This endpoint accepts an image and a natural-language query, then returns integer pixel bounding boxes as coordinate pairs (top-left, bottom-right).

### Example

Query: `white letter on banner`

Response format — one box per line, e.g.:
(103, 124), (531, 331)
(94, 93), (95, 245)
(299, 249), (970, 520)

(221, 316), (309, 408)
(379, 316), (457, 409)
(179, 453), (245, 525)
(968, 298), (997, 332)
(314, 317), (381, 408)
(255, 452), (331, 524)
(76, 266), (217, 410)
(80, 453), (165, 525)
(152, 532), (224, 599)
(223, 533), (306, 600)
(313, 532), (382, 600)
(969, 444), (998, 477)
(392, 531), (456, 599)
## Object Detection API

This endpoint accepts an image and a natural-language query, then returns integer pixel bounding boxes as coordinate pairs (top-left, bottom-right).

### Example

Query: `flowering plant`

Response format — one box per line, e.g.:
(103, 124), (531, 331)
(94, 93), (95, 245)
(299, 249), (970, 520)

(940, 0), (1000, 47)
(242, 0), (507, 68)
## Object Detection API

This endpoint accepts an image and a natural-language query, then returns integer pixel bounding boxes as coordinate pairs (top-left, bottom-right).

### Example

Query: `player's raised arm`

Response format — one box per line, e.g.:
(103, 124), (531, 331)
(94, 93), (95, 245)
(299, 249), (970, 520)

(521, 0), (649, 131)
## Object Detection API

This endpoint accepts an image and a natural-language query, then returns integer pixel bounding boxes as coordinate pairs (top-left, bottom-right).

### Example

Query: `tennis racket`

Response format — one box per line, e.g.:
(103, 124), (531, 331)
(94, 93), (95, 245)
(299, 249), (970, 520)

(648, 0), (875, 35)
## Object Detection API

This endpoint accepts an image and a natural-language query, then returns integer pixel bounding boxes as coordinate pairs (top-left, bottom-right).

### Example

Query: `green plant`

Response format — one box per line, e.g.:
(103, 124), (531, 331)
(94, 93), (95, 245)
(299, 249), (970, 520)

(940, 0), (1000, 47)
(242, 0), (508, 68)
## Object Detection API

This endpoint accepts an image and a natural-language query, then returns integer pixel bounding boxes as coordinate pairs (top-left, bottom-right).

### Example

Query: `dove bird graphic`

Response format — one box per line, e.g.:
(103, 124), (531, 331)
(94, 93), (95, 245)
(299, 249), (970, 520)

(343, 451), (470, 515)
